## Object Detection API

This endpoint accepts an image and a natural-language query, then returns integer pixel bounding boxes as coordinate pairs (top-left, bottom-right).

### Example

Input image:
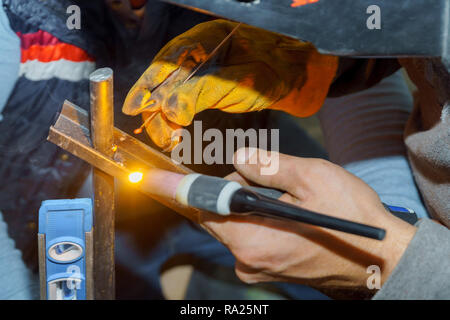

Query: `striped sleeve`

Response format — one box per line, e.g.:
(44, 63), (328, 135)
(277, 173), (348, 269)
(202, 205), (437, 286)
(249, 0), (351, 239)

(17, 30), (95, 82)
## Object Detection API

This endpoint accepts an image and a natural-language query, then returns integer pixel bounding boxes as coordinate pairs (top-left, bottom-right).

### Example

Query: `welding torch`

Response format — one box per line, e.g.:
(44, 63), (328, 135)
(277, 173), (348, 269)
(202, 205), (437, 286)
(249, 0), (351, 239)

(128, 170), (417, 240)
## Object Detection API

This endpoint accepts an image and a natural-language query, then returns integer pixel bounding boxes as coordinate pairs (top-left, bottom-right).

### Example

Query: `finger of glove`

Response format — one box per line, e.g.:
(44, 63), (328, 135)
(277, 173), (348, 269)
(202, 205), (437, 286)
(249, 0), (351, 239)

(122, 61), (180, 116)
(123, 38), (205, 116)
(161, 72), (241, 127)
(143, 111), (182, 151)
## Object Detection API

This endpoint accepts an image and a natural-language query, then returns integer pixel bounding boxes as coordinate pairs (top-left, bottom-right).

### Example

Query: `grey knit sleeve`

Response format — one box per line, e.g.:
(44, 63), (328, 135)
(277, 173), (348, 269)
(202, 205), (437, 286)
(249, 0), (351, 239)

(374, 219), (450, 300)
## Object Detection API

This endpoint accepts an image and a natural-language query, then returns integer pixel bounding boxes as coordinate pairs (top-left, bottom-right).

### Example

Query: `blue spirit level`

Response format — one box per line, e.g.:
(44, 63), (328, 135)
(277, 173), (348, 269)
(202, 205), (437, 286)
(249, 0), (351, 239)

(38, 198), (93, 300)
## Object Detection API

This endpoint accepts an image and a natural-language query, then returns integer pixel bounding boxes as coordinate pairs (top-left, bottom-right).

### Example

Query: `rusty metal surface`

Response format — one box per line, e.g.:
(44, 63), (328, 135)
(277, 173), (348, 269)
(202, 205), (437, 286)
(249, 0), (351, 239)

(48, 101), (199, 221)
(92, 170), (115, 300)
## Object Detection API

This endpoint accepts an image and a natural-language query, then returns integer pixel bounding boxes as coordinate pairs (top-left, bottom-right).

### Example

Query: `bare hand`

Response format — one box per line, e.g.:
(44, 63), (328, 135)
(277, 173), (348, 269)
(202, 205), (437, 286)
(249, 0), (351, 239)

(200, 148), (416, 291)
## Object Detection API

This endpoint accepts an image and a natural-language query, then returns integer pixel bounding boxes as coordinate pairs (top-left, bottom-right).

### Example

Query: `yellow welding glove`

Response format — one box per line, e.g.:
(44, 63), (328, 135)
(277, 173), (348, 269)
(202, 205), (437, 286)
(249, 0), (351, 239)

(122, 19), (338, 150)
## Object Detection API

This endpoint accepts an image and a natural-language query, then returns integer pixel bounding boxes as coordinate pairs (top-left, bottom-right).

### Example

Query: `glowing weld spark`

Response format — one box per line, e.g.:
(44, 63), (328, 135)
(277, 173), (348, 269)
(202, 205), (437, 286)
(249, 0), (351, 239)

(291, 0), (319, 8)
(128, 171), (143, 183)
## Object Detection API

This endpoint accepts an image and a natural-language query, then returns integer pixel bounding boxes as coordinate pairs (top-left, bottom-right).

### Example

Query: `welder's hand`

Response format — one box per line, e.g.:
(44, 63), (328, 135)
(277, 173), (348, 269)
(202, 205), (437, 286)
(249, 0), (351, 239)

(200, 148), (417, 291)
(122, 19), (338, 150)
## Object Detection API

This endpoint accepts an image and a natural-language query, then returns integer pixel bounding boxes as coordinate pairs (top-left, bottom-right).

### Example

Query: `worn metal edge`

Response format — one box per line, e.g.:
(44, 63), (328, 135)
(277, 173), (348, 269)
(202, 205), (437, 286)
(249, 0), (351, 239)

(38, 234), (46, 300)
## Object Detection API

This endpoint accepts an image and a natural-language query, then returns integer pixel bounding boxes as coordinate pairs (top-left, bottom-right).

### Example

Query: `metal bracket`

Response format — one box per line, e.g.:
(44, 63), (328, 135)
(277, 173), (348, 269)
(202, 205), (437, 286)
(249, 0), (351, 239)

(47, 100), (199, 221)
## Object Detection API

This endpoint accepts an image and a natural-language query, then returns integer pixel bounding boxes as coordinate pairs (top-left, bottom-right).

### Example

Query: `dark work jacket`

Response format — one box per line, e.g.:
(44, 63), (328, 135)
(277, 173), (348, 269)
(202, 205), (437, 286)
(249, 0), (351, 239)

(0, 0), (210, 270)
(0, 0), (104, 269)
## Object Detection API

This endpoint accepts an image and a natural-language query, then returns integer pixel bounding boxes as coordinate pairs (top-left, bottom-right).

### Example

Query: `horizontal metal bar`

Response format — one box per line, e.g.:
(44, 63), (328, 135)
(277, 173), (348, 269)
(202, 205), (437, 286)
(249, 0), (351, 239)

(48, 101), (200, 222)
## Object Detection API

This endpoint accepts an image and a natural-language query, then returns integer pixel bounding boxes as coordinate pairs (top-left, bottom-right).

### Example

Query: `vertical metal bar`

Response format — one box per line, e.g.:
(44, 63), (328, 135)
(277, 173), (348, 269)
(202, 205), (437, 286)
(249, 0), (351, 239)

(85, 230), (94, 300)
(38, 234), (47, 300)
(90, 68), (115, 299)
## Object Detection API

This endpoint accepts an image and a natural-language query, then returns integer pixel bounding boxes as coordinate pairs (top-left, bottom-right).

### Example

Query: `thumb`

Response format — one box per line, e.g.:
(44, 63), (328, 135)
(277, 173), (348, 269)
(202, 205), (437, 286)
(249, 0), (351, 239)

(233, 147), (308, 195)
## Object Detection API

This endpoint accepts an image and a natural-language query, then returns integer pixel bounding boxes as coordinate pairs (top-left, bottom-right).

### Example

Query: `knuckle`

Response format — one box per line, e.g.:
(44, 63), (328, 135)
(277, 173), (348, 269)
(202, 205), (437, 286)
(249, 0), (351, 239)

(266, 261), (288, 275)
(234, 268), (254, 284)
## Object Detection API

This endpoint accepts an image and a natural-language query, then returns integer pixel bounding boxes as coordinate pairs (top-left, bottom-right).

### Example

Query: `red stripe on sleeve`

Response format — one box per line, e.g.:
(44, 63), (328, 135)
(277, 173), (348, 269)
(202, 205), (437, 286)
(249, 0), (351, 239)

(17, 30), (94, 63)
(17, 30), (62, 50)
(21, 43), (95, 63)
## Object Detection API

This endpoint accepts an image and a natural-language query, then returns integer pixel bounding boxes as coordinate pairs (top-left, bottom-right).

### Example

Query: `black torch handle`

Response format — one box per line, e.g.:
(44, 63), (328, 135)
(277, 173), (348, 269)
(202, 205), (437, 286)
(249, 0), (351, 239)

(230, 188), (386, 240)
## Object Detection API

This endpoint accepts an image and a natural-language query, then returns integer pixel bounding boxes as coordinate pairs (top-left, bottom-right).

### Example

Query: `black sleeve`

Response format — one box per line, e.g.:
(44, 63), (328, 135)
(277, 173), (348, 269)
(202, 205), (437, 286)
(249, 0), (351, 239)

(327, 57), (401, 97)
